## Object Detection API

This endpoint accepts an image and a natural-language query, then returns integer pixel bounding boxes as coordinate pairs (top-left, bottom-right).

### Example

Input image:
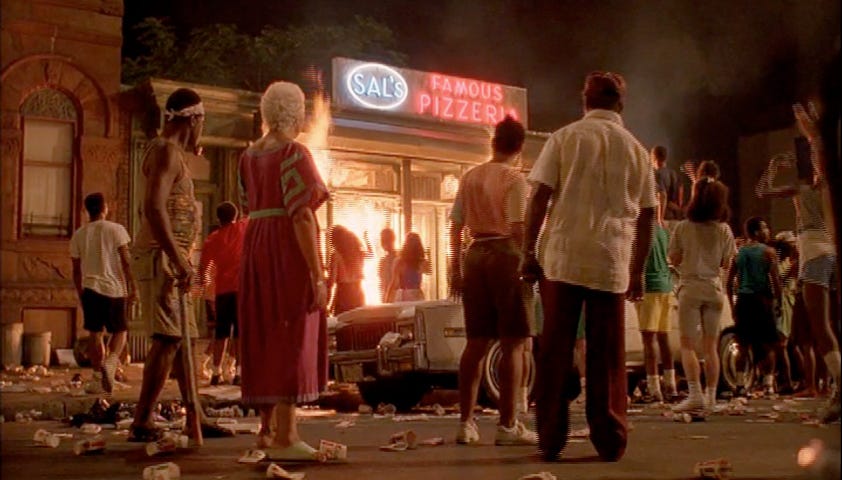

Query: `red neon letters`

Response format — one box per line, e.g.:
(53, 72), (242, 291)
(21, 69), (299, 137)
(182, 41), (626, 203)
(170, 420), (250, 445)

(416, 74), (521, 125)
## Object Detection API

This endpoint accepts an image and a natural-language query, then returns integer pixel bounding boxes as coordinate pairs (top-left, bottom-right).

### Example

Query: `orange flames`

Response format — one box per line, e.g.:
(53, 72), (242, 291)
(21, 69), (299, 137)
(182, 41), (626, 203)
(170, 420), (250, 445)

(302, 89), (386, 306)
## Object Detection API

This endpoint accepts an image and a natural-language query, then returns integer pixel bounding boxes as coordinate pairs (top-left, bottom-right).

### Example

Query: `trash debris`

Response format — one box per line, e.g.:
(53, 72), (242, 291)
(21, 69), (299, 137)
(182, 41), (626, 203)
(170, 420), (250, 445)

(569, 427), (590, 438)
(73, 435), (106, 455)
(318, 439), (347, 461)
(432, 403), (446, 416)
(238, 449), (267, 464)
(627, 408), (644, 414)
(33, 429), (61, 448)
(358, 404), (373, 414)
(265, 463), (305, 479)
(70, 373), (83, 389)
(146, 433), (189, 456)
(393, 414), (429, 422)
(419, 437), (444, 446)
(335, 419), (355, 429)
(143, 462), (181, 480)
(389, 430), (417, 449)
(30, 386), (52, 394)
(757, 412), (780, 420)
(379, 442), (409, 452)
(518, 473), (557, 480)
(80, 423), (102, 435)
(678, 435), (710, 440)
(376, 403), (397, 416)
(694, 458), (732, 479)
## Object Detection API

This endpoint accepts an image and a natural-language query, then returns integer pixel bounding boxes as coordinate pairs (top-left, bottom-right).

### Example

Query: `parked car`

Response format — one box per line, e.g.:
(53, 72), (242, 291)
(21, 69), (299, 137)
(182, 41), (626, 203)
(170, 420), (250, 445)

(330, 287), (747, 411)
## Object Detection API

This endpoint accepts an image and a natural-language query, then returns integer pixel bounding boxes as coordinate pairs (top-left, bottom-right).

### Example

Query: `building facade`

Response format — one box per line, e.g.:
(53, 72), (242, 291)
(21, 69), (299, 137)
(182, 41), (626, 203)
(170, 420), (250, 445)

(0, 0), (128, 355)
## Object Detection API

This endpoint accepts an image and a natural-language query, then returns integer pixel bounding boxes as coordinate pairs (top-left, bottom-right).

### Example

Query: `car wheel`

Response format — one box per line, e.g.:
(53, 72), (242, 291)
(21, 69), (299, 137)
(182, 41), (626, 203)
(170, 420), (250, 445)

(357, 375), (430, 412)
(481, 340), (536, 408)
(718, 326), (755, 392)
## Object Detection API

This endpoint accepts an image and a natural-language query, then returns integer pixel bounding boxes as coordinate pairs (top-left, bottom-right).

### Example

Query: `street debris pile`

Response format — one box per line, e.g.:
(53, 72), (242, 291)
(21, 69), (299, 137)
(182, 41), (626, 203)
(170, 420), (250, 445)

(694, 458), (732, 479)
(0, 365), (131, 395)
(143, 462), (180, 480)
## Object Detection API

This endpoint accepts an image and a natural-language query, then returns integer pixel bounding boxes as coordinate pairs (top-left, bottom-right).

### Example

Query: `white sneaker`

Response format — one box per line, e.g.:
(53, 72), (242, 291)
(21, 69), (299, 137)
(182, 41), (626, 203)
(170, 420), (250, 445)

(456, 419), (480, 444)
(672, 395), (707, 415)
(494, 420), (538, 446)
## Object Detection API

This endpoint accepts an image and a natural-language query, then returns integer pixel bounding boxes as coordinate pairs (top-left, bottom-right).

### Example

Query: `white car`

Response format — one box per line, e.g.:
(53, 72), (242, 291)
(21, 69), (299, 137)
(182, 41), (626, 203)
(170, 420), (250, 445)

(330, 289), (745, 411)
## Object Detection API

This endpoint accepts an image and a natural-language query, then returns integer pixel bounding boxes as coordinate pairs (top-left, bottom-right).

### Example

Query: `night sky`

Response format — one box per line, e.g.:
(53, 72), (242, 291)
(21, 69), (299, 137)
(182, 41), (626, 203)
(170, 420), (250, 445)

(123, 0), (840, 170)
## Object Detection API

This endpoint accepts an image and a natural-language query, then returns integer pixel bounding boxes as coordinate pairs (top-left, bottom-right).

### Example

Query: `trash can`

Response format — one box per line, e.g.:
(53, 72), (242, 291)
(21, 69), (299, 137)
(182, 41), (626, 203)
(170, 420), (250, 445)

(23, 332), (52, 366)
(2, 322), (24, 368)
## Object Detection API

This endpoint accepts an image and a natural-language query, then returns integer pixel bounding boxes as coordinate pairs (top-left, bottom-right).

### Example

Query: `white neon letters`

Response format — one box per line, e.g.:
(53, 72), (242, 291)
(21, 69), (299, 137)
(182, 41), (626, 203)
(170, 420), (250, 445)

(346, 63), (408, 110)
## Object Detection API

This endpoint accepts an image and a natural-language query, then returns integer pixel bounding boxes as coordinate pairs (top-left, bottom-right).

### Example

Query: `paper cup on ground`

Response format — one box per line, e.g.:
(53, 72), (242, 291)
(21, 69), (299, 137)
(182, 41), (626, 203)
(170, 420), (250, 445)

(73, 435), (106, 455)
(265, 463), (305, 479)
(142, 462), (181, 480)
(318, 439), (347, 461)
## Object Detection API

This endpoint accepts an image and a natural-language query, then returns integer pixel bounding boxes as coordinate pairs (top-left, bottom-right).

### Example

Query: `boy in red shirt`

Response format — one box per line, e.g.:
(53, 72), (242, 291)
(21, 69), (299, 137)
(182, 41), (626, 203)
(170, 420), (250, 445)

(199, 202), (248, 385)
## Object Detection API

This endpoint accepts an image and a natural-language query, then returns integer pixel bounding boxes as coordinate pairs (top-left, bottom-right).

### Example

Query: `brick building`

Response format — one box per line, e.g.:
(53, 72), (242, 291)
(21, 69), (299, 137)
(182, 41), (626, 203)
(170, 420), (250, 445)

(0, 0), (129, 357)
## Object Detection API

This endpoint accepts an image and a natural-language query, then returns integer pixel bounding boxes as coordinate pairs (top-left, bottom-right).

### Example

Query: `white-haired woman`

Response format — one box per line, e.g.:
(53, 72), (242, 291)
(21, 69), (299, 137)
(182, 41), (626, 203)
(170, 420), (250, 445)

(238, 81), (329, 460)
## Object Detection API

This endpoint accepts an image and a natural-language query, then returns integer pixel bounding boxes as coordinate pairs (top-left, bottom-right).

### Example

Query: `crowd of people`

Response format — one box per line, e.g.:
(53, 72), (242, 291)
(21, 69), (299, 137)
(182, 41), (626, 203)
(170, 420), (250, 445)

(67, 68), (839, 463)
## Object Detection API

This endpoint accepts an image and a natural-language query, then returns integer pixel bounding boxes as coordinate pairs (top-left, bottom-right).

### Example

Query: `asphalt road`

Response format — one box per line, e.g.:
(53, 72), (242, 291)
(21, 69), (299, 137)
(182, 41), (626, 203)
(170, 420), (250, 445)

(1, 397), (839, 480)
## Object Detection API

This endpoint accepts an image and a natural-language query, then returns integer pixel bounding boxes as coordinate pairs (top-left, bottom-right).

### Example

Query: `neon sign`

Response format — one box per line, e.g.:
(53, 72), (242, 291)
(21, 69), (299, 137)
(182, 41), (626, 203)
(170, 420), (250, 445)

(333, 58), (528, 128)
(346, 63), (408, 110)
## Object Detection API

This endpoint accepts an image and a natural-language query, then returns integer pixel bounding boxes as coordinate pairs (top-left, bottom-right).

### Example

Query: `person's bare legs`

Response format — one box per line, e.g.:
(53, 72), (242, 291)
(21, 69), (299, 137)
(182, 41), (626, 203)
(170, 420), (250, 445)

(273, 402), (300, 448)
(803, 283), (841, 387)
(701, 335), (720, 401)
(88, 331), (105, 371)
(132, 337), (180, 431)
(257, 406), (274, 448)
(211, 337), (228, 381)
(458, 338), (491, 422)
(170, 339), (215, 437)
(656, 332), (673, 372)
(795, 345), (818, 396)
(775, 338), (793, 390)
(106, 331), (127, 362)
(642, 331), (658, 376)
(656, 332), (676, 396)
(518, 338), (533, 413)
(499, 337), (527, 428)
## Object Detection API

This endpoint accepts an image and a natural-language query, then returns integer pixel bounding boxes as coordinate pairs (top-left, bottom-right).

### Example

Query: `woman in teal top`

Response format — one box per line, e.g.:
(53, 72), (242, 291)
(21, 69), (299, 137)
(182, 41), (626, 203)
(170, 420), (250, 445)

(727, 217), (782, 396)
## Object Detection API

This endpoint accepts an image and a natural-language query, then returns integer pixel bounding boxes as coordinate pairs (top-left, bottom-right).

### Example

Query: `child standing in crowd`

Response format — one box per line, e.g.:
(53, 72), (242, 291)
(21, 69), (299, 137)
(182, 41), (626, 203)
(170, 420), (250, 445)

(636, 189), (677, 403)
(727, 217), (783, 396)
(773, 231), (798, 394)
(199, 202), (248, 386)
(669, 179), (735, 415)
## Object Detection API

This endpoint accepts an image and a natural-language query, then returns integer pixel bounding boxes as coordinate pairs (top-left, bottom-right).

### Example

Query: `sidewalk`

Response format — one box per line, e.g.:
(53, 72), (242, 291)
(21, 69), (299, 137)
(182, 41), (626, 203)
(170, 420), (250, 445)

(0, 364), (373, 422)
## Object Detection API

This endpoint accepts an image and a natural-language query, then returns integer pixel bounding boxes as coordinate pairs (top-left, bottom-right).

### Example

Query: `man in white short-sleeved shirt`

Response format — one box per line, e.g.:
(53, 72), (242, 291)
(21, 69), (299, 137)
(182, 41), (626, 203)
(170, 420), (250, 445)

(520, 72), (656, 462)
(70, 193), (136, 394)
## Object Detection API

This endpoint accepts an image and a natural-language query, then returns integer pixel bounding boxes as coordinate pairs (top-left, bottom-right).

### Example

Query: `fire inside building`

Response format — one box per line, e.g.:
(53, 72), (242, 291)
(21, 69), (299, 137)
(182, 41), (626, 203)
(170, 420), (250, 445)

(122, 58), (545, 360)
(0, 0), (799, 366)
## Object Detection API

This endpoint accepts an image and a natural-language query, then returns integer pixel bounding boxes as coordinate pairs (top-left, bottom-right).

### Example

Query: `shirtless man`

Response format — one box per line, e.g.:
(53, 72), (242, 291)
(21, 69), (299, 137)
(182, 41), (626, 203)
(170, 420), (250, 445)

(129, 88), (231, 442)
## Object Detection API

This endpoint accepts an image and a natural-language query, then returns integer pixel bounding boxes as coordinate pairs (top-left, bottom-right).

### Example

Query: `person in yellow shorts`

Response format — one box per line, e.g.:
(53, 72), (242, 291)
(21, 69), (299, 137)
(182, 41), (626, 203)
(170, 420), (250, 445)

(635, 189), (677, 402)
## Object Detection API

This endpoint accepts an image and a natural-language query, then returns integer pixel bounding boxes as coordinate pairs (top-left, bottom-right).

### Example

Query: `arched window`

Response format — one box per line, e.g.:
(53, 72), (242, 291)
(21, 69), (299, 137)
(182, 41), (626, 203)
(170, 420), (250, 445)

(19, 88), (78, 237)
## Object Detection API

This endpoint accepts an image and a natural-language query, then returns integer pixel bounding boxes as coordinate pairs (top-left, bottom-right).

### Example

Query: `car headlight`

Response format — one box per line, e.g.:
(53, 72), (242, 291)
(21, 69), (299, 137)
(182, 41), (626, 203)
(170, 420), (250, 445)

(397, 324), (414, 342)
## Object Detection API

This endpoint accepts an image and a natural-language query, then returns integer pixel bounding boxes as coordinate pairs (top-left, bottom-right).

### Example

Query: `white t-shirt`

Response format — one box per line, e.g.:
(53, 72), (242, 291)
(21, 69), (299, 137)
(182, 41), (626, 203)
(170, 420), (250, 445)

(69, 219), (132, 298)
(668, 220), (736, 294)
(528, 109), (657, 293)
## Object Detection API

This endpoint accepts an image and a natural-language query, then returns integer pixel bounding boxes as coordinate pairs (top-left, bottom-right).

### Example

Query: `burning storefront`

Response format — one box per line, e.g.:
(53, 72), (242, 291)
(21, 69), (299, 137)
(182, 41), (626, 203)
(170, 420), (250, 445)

(123, 58), (547, 359)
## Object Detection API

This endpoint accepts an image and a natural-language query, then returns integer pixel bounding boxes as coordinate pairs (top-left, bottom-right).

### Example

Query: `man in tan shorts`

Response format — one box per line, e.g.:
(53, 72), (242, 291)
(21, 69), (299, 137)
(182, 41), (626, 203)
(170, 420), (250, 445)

(129, 88), (231, 442)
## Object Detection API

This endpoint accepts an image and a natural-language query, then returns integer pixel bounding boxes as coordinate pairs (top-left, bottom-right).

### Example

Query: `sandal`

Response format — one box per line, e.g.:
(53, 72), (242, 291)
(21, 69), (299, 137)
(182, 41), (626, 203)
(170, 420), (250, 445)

(128, 425), (165, 443)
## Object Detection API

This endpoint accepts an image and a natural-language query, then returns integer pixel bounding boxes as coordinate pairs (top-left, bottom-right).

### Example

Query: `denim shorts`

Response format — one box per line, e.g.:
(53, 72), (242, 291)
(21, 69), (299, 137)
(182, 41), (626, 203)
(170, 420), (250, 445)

(800, 255), (837, 289)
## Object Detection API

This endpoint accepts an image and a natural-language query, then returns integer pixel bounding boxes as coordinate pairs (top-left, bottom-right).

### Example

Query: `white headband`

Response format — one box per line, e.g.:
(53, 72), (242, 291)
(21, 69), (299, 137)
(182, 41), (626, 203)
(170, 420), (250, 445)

(164, 102), (205, 121)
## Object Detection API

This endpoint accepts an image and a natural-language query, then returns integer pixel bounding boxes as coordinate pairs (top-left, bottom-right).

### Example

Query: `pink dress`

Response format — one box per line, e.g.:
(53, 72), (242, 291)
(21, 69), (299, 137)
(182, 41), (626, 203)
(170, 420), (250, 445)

(238, 141), (329, 405)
